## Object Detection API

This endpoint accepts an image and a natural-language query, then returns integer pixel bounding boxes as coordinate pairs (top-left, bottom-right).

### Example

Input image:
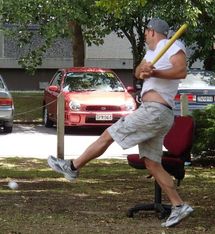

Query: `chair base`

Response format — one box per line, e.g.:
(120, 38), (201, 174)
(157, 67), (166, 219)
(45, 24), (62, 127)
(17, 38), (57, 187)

(127, 203), (171, 219)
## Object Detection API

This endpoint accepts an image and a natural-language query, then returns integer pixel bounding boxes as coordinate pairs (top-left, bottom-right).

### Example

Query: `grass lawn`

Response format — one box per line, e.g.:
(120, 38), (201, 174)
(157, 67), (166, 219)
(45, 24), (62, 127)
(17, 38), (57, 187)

(0, 158), (214, 234)
(12, 91), (44, 123)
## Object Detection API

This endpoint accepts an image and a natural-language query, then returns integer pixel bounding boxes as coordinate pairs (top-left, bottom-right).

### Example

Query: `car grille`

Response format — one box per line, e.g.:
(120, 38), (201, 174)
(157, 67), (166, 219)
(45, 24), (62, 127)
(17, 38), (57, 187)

(85, 116), (120, 124)
(85, 106), (121, 111)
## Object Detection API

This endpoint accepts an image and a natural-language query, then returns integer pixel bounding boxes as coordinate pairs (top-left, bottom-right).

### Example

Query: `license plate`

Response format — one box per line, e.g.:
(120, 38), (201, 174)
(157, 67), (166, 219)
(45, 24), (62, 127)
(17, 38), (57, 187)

(196, 95), (213, 103)
(96, 114), (113, 121)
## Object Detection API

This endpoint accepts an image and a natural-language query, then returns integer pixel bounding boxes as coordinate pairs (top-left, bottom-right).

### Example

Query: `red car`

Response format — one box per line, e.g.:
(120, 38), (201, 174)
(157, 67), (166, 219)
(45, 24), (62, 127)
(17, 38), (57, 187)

(43, 67), (136, 128)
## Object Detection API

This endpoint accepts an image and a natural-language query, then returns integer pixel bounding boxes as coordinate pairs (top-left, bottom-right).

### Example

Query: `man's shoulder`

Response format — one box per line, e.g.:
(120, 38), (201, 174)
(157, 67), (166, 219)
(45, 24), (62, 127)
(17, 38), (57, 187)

(157, 39), (168, 47)
(162, 39), (186, 56)
(174, 40), (186, 53)
(157, 39), (186, 50)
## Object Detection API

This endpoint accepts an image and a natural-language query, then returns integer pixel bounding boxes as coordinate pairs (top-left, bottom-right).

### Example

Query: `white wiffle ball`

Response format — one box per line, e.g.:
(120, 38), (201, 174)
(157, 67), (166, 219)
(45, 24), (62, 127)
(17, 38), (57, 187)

(8, 181), (19, 190)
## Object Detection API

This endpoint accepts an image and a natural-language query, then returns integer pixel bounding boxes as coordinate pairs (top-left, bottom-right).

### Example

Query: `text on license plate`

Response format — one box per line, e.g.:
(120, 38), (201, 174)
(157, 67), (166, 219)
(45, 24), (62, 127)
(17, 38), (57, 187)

(96, 114), (113, 121)
(196, 95), (213, 103)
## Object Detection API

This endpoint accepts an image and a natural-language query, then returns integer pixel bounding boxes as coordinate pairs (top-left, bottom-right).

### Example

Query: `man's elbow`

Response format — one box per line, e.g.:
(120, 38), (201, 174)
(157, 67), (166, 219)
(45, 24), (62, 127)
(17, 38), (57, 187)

(135, 71), (139, 79)
(180, 67), (187, 79)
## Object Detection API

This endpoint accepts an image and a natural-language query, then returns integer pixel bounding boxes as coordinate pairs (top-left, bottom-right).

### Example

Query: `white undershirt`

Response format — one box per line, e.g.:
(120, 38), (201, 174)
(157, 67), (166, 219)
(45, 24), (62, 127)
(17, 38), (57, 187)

(141, 39), (186, 108)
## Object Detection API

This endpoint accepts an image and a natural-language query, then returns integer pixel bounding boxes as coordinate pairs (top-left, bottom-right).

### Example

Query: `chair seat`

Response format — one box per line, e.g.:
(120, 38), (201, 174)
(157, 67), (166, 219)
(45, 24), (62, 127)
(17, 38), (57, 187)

(127, 154), (185, 180)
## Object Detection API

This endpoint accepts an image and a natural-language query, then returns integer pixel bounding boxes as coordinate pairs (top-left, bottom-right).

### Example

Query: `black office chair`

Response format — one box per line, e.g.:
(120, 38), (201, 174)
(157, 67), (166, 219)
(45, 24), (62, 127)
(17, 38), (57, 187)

(127, 116), (195, 219)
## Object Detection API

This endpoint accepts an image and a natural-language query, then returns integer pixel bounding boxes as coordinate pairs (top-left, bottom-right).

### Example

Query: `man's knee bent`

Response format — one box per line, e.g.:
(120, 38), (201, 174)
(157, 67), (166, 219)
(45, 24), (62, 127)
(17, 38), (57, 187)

(144, 157), (162, 173)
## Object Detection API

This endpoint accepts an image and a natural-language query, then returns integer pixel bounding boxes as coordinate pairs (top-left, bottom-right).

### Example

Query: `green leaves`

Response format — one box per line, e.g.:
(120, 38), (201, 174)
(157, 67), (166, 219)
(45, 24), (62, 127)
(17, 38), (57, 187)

(192, 105), (215, 158)
(2, 0), (107, 72)
(96, 0), (147, 18)
(18, 43), (50, 74)
(2, 0), (215, 73)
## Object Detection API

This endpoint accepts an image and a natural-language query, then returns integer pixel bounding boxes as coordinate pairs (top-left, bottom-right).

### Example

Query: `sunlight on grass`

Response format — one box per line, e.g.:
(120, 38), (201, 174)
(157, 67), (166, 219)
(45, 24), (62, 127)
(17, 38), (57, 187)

(100, 190), (121, 195)
(186, 167), (215, 179)
(74, 193), (89, 197)
(0, 190), (19, 194)
(0, 162), (17, 169)
(79, 178), (102, 184)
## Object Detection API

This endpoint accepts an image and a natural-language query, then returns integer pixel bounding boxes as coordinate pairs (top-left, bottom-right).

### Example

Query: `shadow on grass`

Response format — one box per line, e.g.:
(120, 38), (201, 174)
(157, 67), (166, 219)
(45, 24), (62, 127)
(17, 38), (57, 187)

(0, 158), (215, 234)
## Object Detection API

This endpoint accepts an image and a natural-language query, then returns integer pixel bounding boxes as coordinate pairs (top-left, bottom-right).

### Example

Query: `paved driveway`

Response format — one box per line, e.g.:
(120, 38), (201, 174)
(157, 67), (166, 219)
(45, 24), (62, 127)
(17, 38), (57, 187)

(0, 124), (138, 160)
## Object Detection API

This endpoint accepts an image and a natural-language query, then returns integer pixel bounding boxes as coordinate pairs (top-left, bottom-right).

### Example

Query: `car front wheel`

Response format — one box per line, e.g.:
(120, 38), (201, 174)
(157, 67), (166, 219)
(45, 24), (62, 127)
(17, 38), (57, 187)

(43, 106), (54, 128)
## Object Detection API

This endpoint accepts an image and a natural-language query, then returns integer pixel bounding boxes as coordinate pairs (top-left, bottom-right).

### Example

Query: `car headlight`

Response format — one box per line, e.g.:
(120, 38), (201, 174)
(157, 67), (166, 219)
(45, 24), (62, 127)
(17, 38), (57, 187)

(125, 101), (136, 111)
(69, 101), (81, 111)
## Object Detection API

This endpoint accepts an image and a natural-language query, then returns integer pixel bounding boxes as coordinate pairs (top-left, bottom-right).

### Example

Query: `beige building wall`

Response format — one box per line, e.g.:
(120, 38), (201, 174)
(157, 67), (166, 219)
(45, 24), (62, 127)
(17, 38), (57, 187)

(0, 31), (134, 90)
(0, 29), (203, 90)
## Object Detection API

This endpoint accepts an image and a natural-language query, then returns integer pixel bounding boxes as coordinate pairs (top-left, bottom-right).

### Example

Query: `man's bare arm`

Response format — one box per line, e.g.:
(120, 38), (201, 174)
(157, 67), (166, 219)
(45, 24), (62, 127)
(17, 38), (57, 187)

(152, 50), (187, 80)
(135, 50), (187, 80)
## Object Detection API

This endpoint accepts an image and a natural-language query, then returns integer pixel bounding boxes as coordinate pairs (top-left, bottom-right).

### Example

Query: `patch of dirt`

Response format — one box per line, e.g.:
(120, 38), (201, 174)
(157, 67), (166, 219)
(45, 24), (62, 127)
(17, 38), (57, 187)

(0, 159), (214, 234)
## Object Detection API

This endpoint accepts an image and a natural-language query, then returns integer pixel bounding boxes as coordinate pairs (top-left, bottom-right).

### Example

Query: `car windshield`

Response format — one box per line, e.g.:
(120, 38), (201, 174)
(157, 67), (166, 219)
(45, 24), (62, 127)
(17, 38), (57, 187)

(179, 70), (215, 88)
(63, 72), (125, 92)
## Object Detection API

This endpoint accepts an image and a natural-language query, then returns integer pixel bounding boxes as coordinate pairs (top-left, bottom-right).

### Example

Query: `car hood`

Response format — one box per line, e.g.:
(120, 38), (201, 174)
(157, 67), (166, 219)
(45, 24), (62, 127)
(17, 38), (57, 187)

(178, 85), (215, 90)
(178, 87), (215, 92)
(64, 91), (133, 105)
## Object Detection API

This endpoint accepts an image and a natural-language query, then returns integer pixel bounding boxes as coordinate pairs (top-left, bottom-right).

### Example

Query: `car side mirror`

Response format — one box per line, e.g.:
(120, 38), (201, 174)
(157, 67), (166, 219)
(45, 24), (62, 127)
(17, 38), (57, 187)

(126, 86), (135, 93)
(48, 85), (60, 92)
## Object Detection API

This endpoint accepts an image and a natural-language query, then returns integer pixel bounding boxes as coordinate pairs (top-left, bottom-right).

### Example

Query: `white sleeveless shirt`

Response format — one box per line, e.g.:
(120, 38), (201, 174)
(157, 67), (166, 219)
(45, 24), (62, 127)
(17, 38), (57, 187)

(140, 39), (186, 108)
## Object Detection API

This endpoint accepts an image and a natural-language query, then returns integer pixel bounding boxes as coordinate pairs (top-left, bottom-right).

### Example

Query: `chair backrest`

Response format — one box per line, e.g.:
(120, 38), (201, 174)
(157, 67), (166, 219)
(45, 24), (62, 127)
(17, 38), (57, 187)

(163, 116), (194, 157)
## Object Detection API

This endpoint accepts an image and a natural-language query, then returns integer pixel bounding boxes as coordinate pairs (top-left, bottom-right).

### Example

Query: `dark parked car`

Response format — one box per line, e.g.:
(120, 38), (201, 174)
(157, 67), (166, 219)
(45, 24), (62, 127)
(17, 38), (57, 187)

(43, 67), (137, 128)
(174, 69), (215, 115)
(0, 75), (14, 133)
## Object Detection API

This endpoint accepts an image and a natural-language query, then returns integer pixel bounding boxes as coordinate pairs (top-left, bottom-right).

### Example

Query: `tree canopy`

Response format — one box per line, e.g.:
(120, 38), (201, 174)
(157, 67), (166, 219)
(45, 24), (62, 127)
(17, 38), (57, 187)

(1, 0), (109, 71)
(98, 0), (215, 70)
(1, 0), (215, 73)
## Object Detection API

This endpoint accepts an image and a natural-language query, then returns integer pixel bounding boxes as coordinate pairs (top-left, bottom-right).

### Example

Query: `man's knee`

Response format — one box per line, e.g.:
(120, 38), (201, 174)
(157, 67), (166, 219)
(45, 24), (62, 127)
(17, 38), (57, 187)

(144, 157), (161, 173)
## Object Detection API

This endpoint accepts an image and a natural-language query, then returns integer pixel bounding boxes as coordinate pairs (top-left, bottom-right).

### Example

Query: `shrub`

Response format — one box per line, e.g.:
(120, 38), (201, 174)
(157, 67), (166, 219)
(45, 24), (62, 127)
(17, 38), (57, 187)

(192, 104), (215, 158)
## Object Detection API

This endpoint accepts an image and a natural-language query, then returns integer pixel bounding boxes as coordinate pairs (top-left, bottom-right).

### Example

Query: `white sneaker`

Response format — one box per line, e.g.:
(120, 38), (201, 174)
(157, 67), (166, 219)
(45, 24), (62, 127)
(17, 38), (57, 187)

(161, 204), (194, 227)
(47, 155), (79, 181)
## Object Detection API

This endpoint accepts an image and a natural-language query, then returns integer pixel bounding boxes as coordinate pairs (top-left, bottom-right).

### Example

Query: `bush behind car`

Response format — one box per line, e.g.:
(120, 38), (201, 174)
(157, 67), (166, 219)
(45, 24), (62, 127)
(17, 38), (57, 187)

(191, 104), (215, 159)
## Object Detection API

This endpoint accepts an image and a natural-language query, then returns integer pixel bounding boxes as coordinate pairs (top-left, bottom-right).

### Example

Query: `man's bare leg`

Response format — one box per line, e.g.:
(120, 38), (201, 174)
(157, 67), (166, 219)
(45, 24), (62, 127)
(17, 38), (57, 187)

(73, 129), (114, 169)
(144, 157), (183, 206)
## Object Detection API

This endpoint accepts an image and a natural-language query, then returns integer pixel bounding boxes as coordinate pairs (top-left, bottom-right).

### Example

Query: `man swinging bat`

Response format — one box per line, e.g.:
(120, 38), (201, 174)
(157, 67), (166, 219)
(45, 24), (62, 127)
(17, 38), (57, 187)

(48, 18), (194, 227)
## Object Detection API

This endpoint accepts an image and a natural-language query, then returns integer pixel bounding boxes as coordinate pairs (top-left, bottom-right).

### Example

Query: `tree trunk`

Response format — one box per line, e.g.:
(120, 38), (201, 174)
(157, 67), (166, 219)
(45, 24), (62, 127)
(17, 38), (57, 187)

(69, 21), (85, 67)
(132, 44), (145, 89)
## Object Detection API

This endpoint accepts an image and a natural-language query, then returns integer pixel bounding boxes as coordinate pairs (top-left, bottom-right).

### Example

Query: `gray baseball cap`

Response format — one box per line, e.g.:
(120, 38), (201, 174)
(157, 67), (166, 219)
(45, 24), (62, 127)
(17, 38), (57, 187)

(147, 18), (169, 36)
